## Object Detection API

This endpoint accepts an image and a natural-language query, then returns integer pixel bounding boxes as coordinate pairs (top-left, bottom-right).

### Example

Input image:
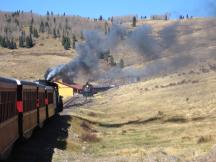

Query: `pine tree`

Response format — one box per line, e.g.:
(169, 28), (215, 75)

(29, 24), (33, 34)
(104, 21), (108, 35)
(132, 16), (136, 27)
(62, 36), (70, 50)
(119, 59), (124, 68)
(99, 15), (103, 21)
(0, 36), (2, 47)
(19, 31), (25, 47)
(33, 28), (39, 38)
(72, 35), (76, 49)
(39, 21), (45, 33)
(8, 39), (17, 49)
(64, 39), (70, 50)
(62, 36), (65, 46)
(19, 36), (24, 47)
(26, 35), (33, 48)
(1, 37), (7, 48)
(53, 17), (56, 24)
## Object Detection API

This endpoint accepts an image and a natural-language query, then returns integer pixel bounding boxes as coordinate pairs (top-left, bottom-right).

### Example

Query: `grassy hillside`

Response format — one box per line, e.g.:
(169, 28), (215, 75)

(1, 16), (216, 161)
(0, 33), (75, 80)
(59, 63), (216, 161)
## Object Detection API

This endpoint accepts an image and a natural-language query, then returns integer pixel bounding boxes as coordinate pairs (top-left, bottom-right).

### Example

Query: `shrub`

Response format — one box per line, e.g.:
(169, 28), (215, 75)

(81, 133), (100, 142)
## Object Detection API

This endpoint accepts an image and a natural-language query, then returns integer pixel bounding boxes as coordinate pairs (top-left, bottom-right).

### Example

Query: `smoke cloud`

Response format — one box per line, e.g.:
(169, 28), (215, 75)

(128, 25), (161, 60)
(45, 21), (204, 84)
(45, 25), (126, 81)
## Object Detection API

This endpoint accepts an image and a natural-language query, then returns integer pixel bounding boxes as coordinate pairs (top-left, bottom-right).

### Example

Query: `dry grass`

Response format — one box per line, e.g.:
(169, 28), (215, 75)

(1, 18), (216, 161)
(0, 33), (75, 80)
(68, 67), (216, 161)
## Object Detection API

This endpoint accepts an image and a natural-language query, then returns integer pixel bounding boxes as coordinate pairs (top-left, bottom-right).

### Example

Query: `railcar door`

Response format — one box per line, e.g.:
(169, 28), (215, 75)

(37, 85), (46, 127)
(46, 87), (55, 118)
(21, 82), (37, 139)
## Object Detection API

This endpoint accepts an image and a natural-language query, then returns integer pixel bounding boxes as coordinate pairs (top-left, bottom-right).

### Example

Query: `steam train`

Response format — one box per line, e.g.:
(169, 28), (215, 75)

(0, 77), (63, 160)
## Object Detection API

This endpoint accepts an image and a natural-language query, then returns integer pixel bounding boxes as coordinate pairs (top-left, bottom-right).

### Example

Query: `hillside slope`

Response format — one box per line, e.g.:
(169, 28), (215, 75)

(0, 34), (75, 80)
(62, 63), (216, 161)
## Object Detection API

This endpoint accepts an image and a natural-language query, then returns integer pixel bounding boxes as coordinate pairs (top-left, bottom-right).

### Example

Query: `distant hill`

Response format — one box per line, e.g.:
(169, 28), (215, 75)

(0, 10), (216, 83)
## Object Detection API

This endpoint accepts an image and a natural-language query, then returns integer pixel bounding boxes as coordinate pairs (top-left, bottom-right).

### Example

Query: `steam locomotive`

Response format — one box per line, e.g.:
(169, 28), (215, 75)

(0, 77), (63, 160)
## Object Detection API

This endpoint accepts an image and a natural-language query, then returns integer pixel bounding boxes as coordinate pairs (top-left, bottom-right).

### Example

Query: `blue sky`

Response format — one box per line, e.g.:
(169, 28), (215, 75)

(0, 0), (214, 18)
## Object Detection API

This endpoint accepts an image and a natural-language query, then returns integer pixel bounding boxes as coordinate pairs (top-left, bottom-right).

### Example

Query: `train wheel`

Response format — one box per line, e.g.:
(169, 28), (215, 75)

(23, 129), (34, 139)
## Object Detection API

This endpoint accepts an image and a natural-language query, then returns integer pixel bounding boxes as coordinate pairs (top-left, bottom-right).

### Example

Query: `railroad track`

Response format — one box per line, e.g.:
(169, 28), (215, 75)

(63, 95), (90, 110)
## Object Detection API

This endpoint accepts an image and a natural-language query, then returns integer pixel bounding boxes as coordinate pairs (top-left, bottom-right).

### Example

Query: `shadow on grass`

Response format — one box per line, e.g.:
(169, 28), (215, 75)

(6, 114), (72, 162)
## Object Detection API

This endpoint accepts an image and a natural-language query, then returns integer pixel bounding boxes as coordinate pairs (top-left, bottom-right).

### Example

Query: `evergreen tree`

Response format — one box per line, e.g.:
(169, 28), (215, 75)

(119, 59), (124, 68)
(5, 38), (10, 48)
(104, 21), (108, 35)
(8, 39), (17, 49)
(33, 28), (39, 38)
(99, 15), (103, 21)
(39, 21), (45, 33)
(72, 35), (76, 49)
(64, 39), (70, 50)
(29, 24), (33, 34)
(45, 21), (49, 28)
(62, 36), (65, 45)
(0, 36), (2, 47)
(53, 28), (57, 38)
(53, 17), (56, 24)
(46, 11), (50, 21)
(26, 35), (33, 48)
(19, 31), (25, 47)
(1, 37), (7, 48)
(13, 41), (17, 49)
(62, 36), (70, 50)
(19, 36), (25, 47)
(46, 11), (50, 16)
(132, 16), (136, 27)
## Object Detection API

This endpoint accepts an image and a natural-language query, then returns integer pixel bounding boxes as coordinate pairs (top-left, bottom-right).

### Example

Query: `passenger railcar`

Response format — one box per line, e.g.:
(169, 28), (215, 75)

(18, 81), (38, 139)
(0, 78), (18, 160)
(37, 84), (46, 128)
(46, 86), (55, 118)
(0, 77), (63, 160)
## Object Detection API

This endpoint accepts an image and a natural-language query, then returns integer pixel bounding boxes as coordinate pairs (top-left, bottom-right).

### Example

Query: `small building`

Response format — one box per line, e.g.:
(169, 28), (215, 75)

(55, 80), (82, 100)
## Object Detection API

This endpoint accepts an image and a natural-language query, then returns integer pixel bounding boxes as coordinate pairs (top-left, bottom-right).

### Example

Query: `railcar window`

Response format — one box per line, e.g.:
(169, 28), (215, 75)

(39, 91), (45, 108)
(23, 89), (37, 112)
(48, 92), (54, 104)
(0, 90), (17, 123)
